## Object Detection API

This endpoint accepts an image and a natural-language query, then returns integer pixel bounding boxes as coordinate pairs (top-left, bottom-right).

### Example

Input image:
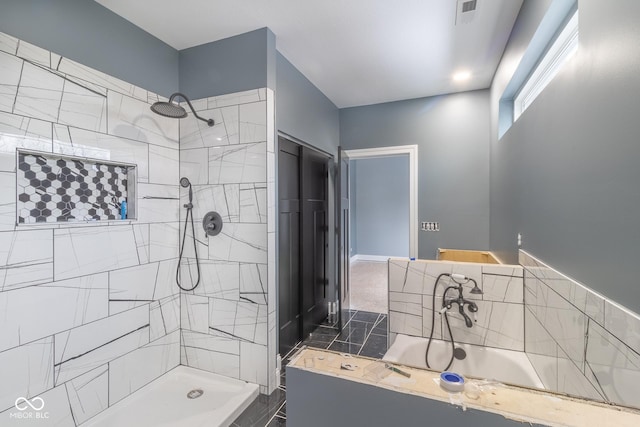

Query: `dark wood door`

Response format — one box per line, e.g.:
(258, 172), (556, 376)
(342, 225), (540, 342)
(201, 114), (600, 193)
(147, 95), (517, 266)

(278, 137), (301, 356)
(300, 146), (329, 337)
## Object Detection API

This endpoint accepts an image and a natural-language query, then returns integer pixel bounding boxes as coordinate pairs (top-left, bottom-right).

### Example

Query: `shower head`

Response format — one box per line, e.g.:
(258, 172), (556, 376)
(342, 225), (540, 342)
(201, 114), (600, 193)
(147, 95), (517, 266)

(470, 281), (483, 295)
(150, 92), (214, 127)
(180, 177), (191, 188)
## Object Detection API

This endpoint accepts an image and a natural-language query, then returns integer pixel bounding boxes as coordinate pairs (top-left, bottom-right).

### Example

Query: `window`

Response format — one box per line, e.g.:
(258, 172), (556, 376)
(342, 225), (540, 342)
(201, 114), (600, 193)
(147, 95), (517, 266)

(513, 10), (579, 121)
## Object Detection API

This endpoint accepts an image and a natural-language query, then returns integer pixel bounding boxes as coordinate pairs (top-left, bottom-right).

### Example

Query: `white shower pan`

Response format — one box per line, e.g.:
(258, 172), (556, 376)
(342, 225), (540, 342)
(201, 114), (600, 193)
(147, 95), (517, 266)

(83, 366), (259, 427)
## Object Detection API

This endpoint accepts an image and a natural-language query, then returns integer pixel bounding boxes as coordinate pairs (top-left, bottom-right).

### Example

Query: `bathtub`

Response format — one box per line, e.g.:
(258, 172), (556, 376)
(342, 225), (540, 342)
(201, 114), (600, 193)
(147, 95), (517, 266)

(383, 334), (543, 389)
(83, 366), (259, 427)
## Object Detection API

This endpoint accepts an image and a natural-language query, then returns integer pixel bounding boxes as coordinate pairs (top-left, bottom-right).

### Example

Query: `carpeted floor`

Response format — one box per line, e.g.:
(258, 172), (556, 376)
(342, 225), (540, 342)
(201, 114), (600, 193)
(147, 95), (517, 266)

(349, 260), (388, 313)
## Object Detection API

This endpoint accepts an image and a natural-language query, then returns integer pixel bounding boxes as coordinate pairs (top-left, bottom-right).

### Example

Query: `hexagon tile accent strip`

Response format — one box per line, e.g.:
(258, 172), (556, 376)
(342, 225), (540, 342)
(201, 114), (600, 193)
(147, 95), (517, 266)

(17, 152), (129, 223)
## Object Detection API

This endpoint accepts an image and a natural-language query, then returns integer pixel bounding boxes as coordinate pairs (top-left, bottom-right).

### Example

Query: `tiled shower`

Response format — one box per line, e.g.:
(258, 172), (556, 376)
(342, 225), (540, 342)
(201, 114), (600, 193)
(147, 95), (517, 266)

(0, 31), (277, 425)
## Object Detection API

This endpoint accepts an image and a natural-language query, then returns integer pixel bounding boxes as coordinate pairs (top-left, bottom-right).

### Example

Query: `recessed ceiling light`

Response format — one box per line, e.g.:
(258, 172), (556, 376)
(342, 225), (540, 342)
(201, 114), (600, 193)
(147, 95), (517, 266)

(453, 71), (471, 81)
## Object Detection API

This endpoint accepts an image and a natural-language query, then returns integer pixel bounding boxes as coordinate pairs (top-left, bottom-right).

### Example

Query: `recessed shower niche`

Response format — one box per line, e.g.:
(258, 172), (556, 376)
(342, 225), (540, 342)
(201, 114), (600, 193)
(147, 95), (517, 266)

(16, 150), (137, 224)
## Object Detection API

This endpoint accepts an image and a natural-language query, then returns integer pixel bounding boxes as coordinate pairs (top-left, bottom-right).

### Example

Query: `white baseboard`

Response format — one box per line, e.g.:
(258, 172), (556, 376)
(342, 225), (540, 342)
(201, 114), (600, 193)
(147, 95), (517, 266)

(350, 254), (392, 262)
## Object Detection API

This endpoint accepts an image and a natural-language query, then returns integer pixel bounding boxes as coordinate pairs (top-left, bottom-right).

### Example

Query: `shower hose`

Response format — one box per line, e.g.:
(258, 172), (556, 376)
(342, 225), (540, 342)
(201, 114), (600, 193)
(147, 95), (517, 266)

(176, 204), (201, 291)
(425, 273), (457, 371)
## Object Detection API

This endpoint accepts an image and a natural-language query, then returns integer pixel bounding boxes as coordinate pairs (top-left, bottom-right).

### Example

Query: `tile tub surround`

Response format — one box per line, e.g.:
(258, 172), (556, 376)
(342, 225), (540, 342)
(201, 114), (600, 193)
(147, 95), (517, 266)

(0, 31), (182, 424)
(178, 88), (278, 395)
(388, 258), (525, 352)
(520, 250), (640, 408)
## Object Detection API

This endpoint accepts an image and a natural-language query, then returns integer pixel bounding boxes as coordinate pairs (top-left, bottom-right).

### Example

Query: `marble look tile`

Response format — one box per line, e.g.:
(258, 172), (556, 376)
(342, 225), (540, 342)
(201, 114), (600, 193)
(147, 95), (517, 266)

(57, 57), (148, 102)
(585, 319), (640, 407)
(209, 298), (267, 345)
(66, 365), (109, 425)
(107, 91), (178, 148)
(0, 337), (54, 412)
(209, 223), (267, 263)
(54, 305), (150, 384)
(0, 33), (18, 55)
(239, 183), (267, 223)
(604, 300), (640, 355)
(239, 102), (266, 144)
(109, 330), (179, 405)
(16, 39), (51, 67)
(0, 111), (52, 172)
(526, 274), (587, 367)
(0, 229), (53, 290)
(180, 148), (208, 184)
(54, 226), (139, 280)
(182, 344), (240, 379)
(149, 222), (179, 262)
(182, 329), (240, 355)
(525, 307), (557, 358)
(482, 273), (523, 303)
(149, 144), (179, 185)
(266, 152), (275, 233)
(240, 342), (268, 386)
(179, 108), (232, 149)
(53, 125), (149, 182)
(0, 51), (23, 113)
(444, 300), (524, 351)
(526, 353), (558, 391)
(0, 172), (14, 231)
(181, 294), (209, 334)
(207, 89), (263, 109)
(0, 273), (108, 352)
(150, 294), (180, 341)
(132, 223), (150, 264)
(422, 295), (443, 340)
(239, 263), (267, 304)
(57, 79), (107, 133)
(389, 291), (422, 316)
(388, 310), (422, 337)
(557, 346), (604, 401)
(388, 259), (411, 293)
(2, 384), (76, 427)
(209, 142), (266, 184)
(482, 264), (523, 277)
(137, 183), (179, 223)
(182, 183), (240, 223)
(189, 260), (240, 300)
(266, 88), (275, 153)
(14, 62), (64, 122)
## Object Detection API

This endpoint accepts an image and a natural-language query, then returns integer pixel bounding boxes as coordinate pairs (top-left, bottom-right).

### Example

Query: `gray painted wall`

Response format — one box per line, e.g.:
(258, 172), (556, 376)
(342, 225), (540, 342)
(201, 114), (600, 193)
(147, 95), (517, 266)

(0, 0), (179, 96)
(490, 0), (640, 307)
(275, 52), (339, 156)
(340, 90), (491, 259)
(179, 28), (274, 100)
(351, 156), (410, 257)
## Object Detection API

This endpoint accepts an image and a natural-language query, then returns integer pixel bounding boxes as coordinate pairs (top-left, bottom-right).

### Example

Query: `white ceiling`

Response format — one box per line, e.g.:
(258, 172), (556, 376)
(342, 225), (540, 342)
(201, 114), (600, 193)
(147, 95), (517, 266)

(95, 0), (523, 108)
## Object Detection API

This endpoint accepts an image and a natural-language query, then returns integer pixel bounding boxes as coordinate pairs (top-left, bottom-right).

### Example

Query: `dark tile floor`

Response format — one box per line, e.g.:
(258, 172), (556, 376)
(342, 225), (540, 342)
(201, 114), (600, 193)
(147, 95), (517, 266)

(231, 310), (388, 426)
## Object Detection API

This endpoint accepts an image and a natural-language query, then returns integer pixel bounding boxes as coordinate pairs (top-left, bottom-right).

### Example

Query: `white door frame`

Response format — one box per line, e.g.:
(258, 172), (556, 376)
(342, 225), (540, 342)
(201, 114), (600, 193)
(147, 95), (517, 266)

(344, 145), (418, 259)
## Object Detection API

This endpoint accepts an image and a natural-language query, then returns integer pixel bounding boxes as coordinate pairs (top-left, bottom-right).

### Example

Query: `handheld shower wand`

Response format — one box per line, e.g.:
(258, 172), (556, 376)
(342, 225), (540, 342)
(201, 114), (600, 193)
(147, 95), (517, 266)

(176, 177), (201, 291)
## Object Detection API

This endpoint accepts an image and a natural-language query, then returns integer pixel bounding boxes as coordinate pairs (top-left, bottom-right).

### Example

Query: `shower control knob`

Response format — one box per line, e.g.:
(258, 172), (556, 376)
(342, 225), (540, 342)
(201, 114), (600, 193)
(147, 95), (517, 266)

(202, 211), (223, 237)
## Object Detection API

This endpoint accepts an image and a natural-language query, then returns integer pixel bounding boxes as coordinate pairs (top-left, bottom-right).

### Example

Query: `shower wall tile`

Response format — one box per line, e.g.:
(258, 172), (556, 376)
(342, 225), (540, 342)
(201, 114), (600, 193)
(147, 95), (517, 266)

(191, 260), (240, 300)
(66, 365), (109, 425)
(2, 384), (77, 427)
(389, 310), (422, 337)
(0, 31), (183, 422)
(150, 294), (180, 341)
(149, 144), (179, 185)
(239, 101), (267, 144)
(182, 329), (240, 356)
(179, 108), (229, 149)
(207, 89), (264, 109)
(180, 148), (209, 184)
(0, 273), (108, 352)
(181, 293), (210, 334)
(54, 305), (150, 384)
(239, 263), (267, 304)
(209, 223), (267, 263)
(109, 330), (180, 405)
(209, 298), (268, 345)
(521, 250), (640, 407)
(182, 345), (240, 379)
(481, 273), (523, 303)
(107, 91), (179, 148)
(0, 337), (54, 412)
(389, 291), (422, 316)
(239, 183), (267, 223)
(182, 183), (240, 223)
(209, 142), (266, 184)
(54, 226), (140, 280)
(0, 229), (53, 290)
(137, 183), (180, 223)
(240, 342), (268, 385)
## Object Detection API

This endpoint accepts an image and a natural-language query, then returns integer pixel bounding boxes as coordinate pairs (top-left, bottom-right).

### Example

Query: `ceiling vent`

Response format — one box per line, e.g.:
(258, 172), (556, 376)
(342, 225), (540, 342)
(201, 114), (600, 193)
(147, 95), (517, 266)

(456, 0), (478, 25)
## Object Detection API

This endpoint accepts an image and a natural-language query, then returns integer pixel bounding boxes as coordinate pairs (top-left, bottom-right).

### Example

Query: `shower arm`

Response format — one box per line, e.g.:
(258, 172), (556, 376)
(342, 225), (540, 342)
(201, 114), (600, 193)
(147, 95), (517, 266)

(169, 92), (215, 127)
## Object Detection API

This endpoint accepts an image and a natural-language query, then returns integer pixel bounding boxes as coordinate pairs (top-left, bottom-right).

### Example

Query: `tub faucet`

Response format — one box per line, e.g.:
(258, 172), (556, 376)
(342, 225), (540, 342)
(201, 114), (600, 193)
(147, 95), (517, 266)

(442, 277), (480, 328)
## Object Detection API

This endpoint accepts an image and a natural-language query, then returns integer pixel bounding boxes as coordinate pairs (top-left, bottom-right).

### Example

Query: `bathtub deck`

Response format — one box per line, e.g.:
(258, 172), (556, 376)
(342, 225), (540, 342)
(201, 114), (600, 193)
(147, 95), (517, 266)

(83, 366), (259, 427)
(290, 347), (640, 427)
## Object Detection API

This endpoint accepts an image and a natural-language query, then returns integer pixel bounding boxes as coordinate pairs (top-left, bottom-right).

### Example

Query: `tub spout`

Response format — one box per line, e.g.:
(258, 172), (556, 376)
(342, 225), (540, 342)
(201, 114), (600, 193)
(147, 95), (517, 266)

(459, 305), (473, 328)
